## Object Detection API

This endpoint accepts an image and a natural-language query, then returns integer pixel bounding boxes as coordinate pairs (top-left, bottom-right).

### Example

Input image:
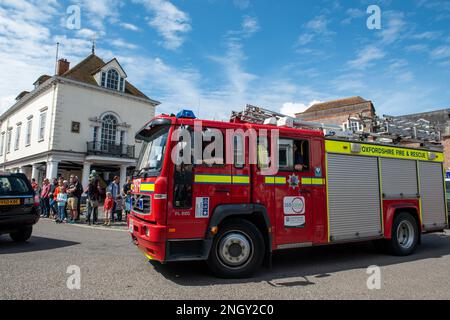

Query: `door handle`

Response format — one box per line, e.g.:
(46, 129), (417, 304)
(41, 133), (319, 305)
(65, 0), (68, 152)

(215, 189), (231, 193)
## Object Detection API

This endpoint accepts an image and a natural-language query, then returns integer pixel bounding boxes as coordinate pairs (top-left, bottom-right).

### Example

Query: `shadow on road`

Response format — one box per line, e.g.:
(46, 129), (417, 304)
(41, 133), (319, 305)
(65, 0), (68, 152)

(0, 236), (80, 254)
(150, 232), (450, 286)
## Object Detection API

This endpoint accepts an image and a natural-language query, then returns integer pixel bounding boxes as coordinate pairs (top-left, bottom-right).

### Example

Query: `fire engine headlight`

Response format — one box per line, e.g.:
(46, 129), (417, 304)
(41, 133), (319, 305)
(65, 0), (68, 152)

(144, 227), (150, 237)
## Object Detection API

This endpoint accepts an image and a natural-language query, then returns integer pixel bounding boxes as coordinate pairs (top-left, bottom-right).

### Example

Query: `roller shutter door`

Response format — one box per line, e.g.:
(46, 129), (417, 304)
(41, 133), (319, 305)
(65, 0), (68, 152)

(381, 158), (418, 199)
(327, 154), (382, 241)
(419, 161), (446, 230)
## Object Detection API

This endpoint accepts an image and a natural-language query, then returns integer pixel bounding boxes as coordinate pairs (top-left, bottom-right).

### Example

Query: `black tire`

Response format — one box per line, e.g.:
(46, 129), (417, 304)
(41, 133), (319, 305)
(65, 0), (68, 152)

(207, 219), (265, 279)
(387, 212), (419, 256)
(10, 226), (33, 242)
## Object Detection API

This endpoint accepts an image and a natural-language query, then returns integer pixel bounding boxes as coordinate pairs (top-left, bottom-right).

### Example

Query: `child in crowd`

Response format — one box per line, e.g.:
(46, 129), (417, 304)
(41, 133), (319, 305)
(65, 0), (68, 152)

(124, 193), (132, 219)
(115, 195), (124, 222)
(103, 192), (114, 226)
(56, 186), (68, 223)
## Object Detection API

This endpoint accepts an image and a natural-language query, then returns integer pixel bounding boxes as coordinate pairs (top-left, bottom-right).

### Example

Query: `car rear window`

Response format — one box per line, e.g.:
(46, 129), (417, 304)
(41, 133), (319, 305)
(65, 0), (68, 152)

(0, 176), (32, 196)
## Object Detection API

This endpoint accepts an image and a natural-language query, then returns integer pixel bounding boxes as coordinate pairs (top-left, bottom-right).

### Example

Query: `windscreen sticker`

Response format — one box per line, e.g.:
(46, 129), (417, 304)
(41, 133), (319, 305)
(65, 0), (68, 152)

(283, 196), (305, 215)
(195, 197), (210, 218)
(284, 215), (305, 228)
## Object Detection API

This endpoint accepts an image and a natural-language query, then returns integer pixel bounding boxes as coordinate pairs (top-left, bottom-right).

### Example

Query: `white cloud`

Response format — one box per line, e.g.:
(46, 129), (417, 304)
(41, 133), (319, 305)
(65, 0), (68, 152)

(297, 15), (335, 46)
(120, 22), (140, 31)
(341, 8), (365, 25)
(137, 0), (191, 50)
(241, 16), (259, 37)
(233, 0), (250, 10)
(76, 28), (105, 39)
(280, 101), (321, 117)
(405, 44), (428, 52)
(348, 46), (386, 70)
(430, 46), (450, 59)
(378, 11), (406, 45)
(76, 0), (124, 30)
(411, 31), (442, 40)
(0, 1), (60, 113)
(110, 38), (138, 50)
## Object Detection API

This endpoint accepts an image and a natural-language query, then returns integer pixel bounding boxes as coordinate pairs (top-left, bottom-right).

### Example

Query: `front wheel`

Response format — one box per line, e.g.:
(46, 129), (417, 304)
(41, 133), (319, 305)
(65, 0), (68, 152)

(207, 219), (265, 279)
(10, 226), (33, 242)
(387, 212), (419, 256)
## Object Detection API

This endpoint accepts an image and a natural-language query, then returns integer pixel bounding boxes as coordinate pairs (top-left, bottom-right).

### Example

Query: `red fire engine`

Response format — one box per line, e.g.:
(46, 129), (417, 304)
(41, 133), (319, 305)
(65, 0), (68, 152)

(128, 105), (448, 278)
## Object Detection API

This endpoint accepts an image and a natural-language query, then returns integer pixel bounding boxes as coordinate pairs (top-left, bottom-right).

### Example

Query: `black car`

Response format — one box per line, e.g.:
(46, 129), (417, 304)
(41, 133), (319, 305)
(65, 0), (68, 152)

(0, 173), (40, 242)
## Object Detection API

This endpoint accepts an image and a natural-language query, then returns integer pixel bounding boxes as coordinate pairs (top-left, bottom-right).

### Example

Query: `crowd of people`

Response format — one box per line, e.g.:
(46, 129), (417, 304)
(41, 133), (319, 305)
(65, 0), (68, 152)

(31, 172), (133, 226)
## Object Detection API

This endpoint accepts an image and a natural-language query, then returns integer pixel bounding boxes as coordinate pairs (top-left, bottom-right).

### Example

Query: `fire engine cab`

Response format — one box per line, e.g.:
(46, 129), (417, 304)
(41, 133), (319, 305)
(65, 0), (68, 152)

(128, 105), (448, 278)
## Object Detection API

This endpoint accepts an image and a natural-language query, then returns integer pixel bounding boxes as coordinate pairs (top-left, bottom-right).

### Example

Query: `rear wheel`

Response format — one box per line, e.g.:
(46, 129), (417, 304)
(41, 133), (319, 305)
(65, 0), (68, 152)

(207, 219), (265, 278)
(387, 212), (419, 256)
(10, 226), (33, 242)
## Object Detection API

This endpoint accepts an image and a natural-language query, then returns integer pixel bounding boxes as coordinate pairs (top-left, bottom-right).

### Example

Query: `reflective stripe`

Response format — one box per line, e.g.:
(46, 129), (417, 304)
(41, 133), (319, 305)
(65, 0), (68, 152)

(264, 176), (286, 185)
(232, 175), (250, 185)
(301, 177), (325, 185)
(140, 183), (155, 193)
(194, 174), (250, 185)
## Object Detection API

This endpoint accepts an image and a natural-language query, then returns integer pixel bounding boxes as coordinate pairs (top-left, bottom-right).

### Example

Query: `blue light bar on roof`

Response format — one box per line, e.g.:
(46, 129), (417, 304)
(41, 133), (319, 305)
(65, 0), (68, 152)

(177, 109), (196, 119)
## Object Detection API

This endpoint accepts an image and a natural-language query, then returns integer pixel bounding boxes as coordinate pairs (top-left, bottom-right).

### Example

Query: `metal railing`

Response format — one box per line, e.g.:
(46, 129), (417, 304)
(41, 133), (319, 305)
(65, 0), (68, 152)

(86, 141), (135, 158)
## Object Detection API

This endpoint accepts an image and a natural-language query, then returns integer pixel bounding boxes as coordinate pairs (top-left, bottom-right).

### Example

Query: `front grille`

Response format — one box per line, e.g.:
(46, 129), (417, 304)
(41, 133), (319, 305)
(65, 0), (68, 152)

(132, 194), (152, 215)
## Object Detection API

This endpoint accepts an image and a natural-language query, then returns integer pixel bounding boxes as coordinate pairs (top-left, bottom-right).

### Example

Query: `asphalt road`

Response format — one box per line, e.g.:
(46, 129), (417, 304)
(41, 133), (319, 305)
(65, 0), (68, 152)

(1, 219), (450, 300)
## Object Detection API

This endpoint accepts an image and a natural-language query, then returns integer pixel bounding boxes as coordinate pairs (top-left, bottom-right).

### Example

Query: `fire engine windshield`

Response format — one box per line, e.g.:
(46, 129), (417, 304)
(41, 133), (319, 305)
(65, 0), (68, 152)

(136, 125), (170, 177)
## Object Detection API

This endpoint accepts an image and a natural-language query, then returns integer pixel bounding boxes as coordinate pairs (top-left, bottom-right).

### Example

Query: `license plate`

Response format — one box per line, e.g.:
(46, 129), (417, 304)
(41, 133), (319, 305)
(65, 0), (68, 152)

(0, 199), (20, 206)
(129, 220), (134, 233)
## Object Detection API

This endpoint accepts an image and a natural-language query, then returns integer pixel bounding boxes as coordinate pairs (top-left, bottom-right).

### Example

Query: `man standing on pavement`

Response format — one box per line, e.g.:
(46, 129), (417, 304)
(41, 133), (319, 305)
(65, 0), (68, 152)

(85, 175), (100, 225)
(107, 176), (120, 222)
(123, 177), (132, 196)
(67, 175), (82, 223)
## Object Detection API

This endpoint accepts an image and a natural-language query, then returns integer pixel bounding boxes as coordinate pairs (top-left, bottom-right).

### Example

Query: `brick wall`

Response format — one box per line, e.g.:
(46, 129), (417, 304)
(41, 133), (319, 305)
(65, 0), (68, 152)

(296, 102), (374, 132)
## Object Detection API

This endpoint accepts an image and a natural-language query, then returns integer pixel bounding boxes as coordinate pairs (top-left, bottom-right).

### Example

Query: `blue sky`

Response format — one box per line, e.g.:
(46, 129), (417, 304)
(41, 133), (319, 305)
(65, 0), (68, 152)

(0, 0), (449, 120)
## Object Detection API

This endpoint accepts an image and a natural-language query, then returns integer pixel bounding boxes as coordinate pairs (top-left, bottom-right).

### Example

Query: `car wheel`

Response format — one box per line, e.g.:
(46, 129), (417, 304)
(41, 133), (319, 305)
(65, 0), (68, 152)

(207, 219), (265, 279)
(10, 226), (33, 242)
(387, 212), (419, 256)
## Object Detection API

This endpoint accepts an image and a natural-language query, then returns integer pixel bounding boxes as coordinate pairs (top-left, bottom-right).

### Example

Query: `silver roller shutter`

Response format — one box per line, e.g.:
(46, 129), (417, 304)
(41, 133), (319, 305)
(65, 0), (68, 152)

(419, 161), (446, 230)
(327, 154), (382, 241)
(381, 158), (418, 199)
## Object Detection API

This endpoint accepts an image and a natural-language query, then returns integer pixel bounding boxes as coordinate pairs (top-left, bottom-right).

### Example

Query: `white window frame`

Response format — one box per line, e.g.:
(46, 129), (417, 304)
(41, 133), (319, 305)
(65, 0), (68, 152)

(25, 119), (32, 146)
(278, 139), (294, 170)
(6, 129), (12, 154)
(0, 132), (5, 156)
(14, 124), (21, 150)
(38, 111), (46, 141)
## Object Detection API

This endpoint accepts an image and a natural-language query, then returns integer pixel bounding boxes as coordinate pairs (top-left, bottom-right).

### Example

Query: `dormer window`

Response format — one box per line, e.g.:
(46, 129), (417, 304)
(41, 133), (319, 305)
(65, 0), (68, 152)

(96, 59), (127, 92)
(106, 69), (119, 90)
(100, 68), (125, 92)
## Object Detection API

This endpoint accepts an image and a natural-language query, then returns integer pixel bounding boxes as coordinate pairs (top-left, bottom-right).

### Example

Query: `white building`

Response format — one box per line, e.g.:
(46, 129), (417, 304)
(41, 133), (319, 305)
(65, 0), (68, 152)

(0, 52), (159, 189)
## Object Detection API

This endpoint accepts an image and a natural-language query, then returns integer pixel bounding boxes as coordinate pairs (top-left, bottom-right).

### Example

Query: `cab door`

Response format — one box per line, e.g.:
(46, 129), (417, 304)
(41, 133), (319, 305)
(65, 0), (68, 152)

(273, 138), (315, 246)
(167, 126), (232, 239)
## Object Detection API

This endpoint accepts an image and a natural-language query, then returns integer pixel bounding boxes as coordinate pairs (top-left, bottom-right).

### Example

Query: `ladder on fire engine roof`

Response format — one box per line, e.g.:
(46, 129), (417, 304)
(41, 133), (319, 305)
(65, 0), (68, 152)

(230, 104), (443, 148)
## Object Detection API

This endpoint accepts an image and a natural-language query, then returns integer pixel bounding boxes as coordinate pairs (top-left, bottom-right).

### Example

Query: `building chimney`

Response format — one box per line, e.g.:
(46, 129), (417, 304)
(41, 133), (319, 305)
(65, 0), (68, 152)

(57, 59), (70, 76)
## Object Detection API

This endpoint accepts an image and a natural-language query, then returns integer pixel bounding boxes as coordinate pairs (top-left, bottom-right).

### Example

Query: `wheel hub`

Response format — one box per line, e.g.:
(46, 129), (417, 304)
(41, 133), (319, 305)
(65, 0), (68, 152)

(397, 220), (414, 249)
(218, 232), (252, 267)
